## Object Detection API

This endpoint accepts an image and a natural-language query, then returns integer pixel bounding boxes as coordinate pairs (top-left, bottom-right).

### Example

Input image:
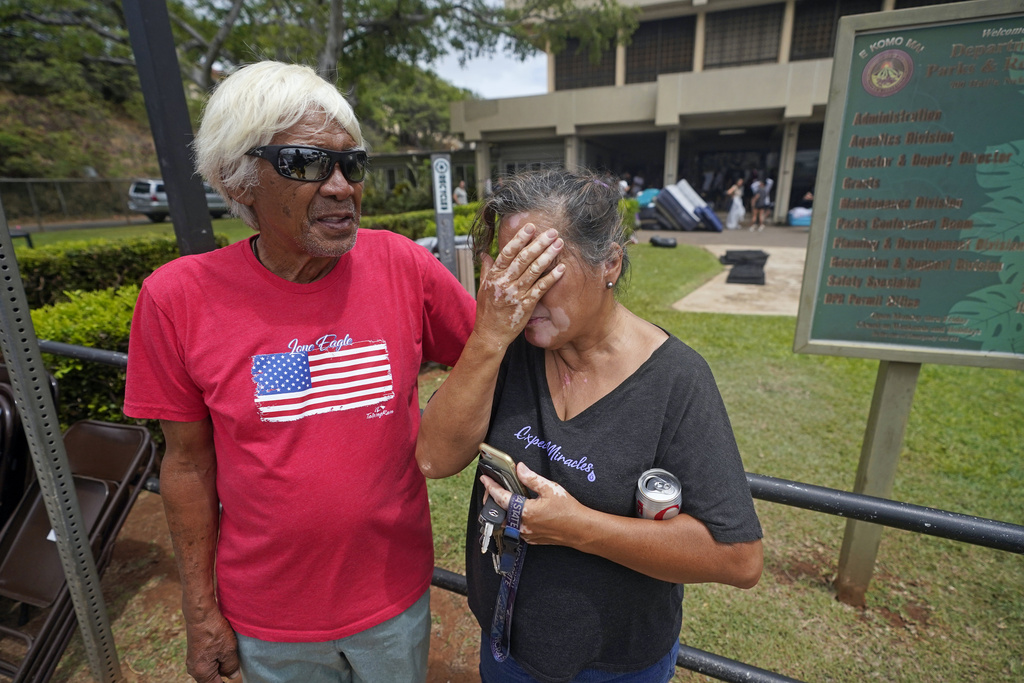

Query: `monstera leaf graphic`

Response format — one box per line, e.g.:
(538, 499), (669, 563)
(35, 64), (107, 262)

(950, 139), (1024, 352)
(973, 140), (1024, 197)
(948, 286), (1024, 353)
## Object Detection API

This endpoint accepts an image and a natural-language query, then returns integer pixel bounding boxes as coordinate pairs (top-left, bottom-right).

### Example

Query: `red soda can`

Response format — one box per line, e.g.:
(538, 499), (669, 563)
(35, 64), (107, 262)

(635, 468), (682, 520)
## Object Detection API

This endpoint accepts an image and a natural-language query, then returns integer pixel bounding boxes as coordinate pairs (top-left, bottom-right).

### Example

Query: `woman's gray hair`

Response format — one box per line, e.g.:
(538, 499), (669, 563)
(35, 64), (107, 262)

(193, 61), (364, 229)
(471, 168), (631, 288)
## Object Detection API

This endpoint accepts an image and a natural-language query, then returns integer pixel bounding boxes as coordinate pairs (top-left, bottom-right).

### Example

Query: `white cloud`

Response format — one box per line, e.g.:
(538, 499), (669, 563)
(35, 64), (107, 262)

(428, 51), (548, 99)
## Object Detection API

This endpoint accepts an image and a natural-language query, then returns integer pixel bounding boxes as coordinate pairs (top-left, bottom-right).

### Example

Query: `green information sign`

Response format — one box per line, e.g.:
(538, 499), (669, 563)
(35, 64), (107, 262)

(796, 0), (1024, 370)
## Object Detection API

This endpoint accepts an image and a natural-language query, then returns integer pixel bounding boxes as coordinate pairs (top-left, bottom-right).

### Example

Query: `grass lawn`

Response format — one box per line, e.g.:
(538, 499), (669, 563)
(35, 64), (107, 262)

(33, 222), (1023, 682)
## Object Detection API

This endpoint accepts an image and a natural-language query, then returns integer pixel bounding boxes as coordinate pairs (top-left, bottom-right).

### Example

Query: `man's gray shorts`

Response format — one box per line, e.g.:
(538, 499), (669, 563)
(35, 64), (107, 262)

(236, 590), (430, 683)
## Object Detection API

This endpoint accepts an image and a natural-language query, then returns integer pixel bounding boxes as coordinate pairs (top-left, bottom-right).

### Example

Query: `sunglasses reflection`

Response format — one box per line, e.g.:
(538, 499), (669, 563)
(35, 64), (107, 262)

(279, 153), (309, 180)
(248, 145), (368, 183)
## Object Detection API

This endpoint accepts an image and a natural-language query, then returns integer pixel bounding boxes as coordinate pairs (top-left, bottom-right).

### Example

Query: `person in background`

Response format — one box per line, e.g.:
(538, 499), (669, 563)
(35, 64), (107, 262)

(454, 179), (469, 205)
(416, 168), (763, 683)
(630, 172), (645, 197)
(749, 174), (774, 231)
(124, 61), (476, 683)
(725, 177), (745, 230)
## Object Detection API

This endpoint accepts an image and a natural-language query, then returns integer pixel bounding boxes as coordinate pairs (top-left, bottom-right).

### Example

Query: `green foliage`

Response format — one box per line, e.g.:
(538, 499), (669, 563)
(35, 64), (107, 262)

(619, 197), (638, 234)
(16, 234), (228, 308)
(0, 0), (137, 102)
(360, 202), (477, 240)
(361, 158), (437, 215)
(521, 0), (641, 62)
(193, 0), (636, 86)
(0, 90), (155, 178)
(353, 63), (473, 152)
(31, 286), (139, 428)
(422, 210), (478, 238)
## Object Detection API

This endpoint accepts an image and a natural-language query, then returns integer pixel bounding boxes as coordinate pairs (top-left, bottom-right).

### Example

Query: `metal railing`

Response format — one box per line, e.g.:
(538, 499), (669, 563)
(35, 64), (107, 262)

(30, 341), (1024, 683)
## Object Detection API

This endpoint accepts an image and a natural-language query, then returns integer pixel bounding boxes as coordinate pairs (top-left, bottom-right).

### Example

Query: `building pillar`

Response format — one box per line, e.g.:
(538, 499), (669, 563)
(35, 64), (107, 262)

(616, 41), (626, 86)
(546, 42), (556, 93)
(775, 121), (799, 223)
(474, 143), (491, 199)
(779, 0), (795, 64)
(564, 135), (580, 172)
(693, 12), (706, 72)
(882, 0), (896, 11)
(663, 129), (680, 188)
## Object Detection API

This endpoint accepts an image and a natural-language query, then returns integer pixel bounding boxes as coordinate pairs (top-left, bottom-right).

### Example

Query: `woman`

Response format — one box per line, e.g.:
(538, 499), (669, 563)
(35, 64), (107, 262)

(725, 177), (745, 229)
(416, 169), (763, 683)
(749, 175), (773, 231)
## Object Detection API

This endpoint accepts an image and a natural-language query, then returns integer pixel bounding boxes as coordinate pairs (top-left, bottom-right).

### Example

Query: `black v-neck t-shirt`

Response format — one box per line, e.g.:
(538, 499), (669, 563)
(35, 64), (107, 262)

(465, 333), (762, 682)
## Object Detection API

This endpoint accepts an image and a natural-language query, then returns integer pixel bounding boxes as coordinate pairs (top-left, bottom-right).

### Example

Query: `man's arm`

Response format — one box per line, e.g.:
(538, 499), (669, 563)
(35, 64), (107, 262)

(160, 418), (239, 683)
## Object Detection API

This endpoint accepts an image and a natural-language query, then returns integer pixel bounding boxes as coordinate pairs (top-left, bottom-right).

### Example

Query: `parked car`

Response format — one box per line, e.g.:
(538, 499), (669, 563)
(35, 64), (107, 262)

(127, 178), (229, 223)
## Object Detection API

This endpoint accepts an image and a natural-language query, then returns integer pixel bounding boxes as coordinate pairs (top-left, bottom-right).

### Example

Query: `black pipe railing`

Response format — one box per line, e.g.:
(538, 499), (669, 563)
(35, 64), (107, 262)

(37, 342), (1024, 683)
(38, 340), (127, 367)
(747, 473), (1024, 553)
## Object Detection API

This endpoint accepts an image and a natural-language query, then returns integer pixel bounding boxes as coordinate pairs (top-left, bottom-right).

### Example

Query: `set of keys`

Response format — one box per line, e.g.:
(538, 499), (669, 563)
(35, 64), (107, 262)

(478, 496), (506, 555)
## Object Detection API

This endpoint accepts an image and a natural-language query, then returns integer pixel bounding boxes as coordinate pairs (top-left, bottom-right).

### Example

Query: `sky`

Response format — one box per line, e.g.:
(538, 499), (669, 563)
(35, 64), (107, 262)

(428, 51), (548, 99)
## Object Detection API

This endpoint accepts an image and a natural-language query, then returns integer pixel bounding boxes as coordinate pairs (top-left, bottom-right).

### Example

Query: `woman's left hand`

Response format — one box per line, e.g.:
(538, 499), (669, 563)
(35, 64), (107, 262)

(480, 462), (585, 546)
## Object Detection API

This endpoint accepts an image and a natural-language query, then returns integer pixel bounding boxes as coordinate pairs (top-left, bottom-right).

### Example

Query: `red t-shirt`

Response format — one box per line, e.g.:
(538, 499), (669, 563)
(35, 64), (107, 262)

(124, 230), (475, 641)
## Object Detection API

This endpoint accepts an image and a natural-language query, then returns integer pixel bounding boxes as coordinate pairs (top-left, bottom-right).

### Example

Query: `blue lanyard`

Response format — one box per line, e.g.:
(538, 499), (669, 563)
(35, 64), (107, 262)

(489, 493), (527, 662)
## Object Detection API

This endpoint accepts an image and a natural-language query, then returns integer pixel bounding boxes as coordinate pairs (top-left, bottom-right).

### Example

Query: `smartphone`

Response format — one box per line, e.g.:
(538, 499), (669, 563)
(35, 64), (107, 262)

(477, 443), (526, 497)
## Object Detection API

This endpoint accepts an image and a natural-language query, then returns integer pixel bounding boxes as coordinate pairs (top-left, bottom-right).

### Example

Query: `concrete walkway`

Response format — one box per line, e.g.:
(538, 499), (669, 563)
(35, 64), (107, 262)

(636, 223), (811, 317)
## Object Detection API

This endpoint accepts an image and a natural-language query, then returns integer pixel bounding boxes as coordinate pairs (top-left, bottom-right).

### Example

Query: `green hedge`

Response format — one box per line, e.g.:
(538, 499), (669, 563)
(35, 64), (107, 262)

(31, 286), (141, 431)
(18, 234), (228, 308)
(361, 201), (481, 240)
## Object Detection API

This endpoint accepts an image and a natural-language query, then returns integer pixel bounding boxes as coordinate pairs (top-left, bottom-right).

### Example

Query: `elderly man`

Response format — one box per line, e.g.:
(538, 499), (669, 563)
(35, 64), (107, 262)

(124, 61), (475, 683)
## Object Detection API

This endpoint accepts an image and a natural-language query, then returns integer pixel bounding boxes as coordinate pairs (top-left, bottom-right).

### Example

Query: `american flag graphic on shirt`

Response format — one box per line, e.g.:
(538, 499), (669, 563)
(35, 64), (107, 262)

(251, 340), (394, 422)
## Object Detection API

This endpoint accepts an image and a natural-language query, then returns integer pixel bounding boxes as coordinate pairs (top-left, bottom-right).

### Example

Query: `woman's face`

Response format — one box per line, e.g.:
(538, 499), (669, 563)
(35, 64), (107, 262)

(498, 210), (611, 350)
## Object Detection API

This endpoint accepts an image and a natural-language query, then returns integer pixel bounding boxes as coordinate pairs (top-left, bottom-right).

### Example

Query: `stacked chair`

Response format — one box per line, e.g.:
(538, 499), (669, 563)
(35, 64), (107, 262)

(0, 366), (156, 682)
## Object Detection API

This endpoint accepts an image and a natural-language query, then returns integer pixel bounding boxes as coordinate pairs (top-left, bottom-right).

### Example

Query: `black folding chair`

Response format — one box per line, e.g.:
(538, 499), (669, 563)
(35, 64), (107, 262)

(0, 420), (155, 682)
(0, 366), (58, 531)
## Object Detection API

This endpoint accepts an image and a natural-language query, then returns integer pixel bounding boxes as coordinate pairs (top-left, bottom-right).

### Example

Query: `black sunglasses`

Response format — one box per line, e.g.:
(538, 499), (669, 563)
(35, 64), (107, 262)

(246, 145), (369, 183)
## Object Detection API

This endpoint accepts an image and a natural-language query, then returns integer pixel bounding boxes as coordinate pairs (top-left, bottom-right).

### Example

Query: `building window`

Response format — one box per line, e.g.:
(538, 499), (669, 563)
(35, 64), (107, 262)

(626, 17), (696, 84)
(791, 1), (882, 61)
(704, 4), (785, 69)
(554, 38), (616, 90)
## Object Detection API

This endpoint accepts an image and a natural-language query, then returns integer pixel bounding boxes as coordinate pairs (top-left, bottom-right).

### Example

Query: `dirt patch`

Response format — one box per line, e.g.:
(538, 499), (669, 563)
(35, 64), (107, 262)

(428, 589), (480, 683)
(767, 544), (835, 589)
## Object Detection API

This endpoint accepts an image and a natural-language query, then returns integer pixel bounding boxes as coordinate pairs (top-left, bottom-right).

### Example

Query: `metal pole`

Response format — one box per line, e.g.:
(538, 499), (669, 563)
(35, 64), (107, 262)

(55, 180), (69, 218)
(122, 0), (217, 255)
(38, 339), (127, 368)
(430, 154), (457, 276)
(26, 182), (43, 231)
(0, 200), (123, 682)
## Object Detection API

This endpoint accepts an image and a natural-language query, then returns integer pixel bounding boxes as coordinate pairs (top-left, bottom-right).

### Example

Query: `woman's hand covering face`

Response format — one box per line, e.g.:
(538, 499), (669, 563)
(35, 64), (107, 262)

(474, 221), (565, 348)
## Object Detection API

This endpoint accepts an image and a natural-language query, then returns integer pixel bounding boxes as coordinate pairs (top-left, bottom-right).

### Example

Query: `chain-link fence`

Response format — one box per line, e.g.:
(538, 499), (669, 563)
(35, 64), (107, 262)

(0, 178), (138, 229)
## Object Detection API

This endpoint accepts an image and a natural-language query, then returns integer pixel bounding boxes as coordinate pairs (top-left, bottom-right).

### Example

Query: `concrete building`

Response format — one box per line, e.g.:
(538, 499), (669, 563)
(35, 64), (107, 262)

(450, 0), (957, 221)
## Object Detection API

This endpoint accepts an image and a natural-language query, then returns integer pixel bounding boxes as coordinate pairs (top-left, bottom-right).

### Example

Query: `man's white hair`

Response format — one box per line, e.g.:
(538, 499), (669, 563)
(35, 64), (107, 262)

(193, 61), (364, 229)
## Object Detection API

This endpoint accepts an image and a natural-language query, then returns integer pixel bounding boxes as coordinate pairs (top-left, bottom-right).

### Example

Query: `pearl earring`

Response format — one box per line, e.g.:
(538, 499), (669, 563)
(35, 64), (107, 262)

(605, 281), (614, 289)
